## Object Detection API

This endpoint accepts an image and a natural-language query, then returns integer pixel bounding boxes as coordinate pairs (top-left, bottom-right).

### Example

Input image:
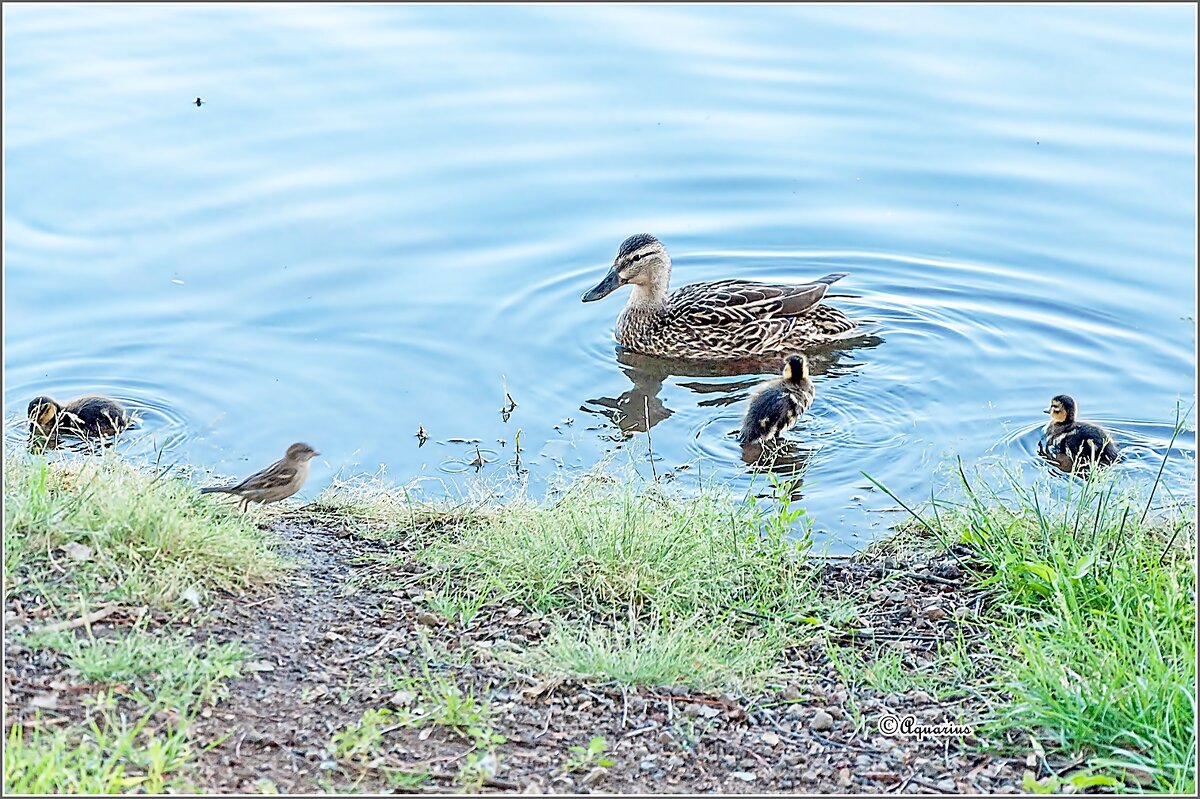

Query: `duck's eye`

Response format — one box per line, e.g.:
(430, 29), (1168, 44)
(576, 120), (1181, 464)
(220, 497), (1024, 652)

(631, 254), (642, 263)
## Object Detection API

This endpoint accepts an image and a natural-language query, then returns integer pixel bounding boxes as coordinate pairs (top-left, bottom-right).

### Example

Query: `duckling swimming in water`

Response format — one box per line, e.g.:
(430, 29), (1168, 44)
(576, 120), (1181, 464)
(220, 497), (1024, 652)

(738, 354), (815, 446)
(582, 234), (857, 359)
(1038, 394), (1120, 473)
(27, 395), (132, 443)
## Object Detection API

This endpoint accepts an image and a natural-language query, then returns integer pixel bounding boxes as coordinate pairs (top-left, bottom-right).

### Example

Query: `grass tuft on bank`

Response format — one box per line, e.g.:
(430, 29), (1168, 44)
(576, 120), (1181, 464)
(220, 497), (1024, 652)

(3, 449), (280, 794)
(353, 470), (826, 691)
(4, 450), (285, 606)
(885, 462), (1196, 792)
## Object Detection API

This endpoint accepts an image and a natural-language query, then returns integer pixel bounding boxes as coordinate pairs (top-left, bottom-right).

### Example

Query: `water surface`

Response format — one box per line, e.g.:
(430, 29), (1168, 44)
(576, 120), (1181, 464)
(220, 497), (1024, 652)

(4, 4), (1196, 551)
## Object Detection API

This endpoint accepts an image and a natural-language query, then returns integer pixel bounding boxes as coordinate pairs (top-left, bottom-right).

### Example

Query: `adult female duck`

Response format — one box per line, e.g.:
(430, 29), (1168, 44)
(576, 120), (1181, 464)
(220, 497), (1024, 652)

(582, 234), (857, 359)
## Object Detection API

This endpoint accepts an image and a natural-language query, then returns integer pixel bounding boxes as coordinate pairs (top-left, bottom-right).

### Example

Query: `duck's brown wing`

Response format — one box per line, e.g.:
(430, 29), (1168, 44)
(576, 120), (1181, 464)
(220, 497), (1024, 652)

(668, 274), (847, 326)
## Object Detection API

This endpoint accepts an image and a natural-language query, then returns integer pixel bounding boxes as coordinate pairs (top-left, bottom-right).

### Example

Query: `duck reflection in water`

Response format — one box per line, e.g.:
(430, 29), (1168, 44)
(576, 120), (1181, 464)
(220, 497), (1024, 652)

(739, 438), (817, 483)
(581, 332), (884, 445)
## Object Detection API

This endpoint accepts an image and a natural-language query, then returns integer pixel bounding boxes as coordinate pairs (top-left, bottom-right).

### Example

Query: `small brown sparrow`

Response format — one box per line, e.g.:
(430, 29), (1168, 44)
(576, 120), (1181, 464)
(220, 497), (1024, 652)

(200, 442), (319, 511)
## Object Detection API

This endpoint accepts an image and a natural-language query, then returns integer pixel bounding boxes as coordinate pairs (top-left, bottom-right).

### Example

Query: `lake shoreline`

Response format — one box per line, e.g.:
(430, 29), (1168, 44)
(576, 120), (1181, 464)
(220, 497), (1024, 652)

(3, 454), (1194, 793)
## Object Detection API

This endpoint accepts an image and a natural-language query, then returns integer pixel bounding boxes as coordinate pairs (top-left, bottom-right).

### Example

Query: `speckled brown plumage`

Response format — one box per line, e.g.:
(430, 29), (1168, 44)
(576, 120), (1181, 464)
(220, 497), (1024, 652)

(582, 234), (858, 359)
(738, 354), (816, 445)
(200, 442), (320, 512)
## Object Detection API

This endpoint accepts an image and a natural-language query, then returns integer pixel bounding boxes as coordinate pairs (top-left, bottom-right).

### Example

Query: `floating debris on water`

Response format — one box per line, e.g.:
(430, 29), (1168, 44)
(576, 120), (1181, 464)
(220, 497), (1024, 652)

(500, 376), (518, 422)
(416, 425), (429, 447)
(469, 445), (489, 472)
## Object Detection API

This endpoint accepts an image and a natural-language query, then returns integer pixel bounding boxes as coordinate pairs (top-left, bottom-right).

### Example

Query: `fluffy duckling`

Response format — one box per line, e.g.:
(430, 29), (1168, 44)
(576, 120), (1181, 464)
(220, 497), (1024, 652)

(738, 354), (815, 445)
(27, 395), (131, 441)
(200, 442), (319, 511)
(1038, 394), (1120, 472)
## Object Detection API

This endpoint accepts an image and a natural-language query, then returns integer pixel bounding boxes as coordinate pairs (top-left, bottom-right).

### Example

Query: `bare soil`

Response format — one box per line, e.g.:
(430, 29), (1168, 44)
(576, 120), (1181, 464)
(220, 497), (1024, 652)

(5, 516), (1059, 794)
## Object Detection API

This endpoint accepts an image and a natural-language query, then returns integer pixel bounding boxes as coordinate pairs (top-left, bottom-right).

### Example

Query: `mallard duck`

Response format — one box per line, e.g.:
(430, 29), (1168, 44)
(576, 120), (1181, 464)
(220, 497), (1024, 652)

(738, 354), (815, 445)
(582, 234), (857, 359)
(200, 442), (319, 511)
(1037, 394), (1120, 472)
(27, 395), (132, 442)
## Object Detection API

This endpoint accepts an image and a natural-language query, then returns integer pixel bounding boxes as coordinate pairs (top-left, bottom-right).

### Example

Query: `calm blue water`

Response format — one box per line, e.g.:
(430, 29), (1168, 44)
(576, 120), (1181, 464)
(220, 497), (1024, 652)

(4, 4), (1196, 551)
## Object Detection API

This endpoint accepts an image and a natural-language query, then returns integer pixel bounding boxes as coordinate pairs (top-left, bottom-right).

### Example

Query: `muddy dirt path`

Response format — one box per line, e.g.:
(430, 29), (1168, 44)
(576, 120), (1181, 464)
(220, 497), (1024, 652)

(178, 518), (1036, 794)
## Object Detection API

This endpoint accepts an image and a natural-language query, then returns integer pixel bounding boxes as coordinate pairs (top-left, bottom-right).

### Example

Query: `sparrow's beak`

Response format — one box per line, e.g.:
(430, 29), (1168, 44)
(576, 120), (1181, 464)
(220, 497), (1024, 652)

(582, 265), (623, 302)
(1043, 408), (1051, 414)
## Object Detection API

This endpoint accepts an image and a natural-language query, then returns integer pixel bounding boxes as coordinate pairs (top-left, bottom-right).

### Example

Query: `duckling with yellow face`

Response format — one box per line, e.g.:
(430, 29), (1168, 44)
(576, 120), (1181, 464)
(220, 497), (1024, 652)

(27, 395), (132, 443)
(738, 354), (815, 446)
(1038, 394), (1120, 473)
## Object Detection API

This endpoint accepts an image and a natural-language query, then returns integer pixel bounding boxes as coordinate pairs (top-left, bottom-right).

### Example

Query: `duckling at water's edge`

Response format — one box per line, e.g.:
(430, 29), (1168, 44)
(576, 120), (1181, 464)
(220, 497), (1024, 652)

(1038, 394), (1120, 472)
(738, 354), (815, 446)
(27, 395), (132, 442)
(582, 234), (857, 359)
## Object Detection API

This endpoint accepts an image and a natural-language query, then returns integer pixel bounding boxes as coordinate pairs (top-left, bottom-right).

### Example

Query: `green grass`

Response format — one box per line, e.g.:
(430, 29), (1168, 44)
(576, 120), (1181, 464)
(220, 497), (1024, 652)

(397, 470), (825, 690)
(3, 709), (195, 794)
(879, 461), (1196, 792)
(825, 632), (983, 702)
(3, 449), (282, 794)
(326, 665), (504, 792)
(524, 616), (789, 690)
(23, 629), (249, 712)
(4, 450), (285, 606)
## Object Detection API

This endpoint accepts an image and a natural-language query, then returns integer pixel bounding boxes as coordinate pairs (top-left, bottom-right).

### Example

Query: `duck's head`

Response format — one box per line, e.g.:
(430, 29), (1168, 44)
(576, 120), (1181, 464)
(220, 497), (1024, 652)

(781, 354), (810, 383)
(27, 396), (60, 434)
(1044, 394), (1076, 424)
(285, 442), (320, 462)
(582, 234), (672, 302)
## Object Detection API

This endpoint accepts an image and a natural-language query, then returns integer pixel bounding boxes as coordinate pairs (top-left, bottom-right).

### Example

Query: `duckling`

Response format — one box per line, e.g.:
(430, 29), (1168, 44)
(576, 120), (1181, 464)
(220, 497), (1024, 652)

(1038, 394), (1120, 473)
(27, 395), (132, 442)
(738, 354), (815, 445)
(582, 234), (857, 359)
(200, 442), (320, 511)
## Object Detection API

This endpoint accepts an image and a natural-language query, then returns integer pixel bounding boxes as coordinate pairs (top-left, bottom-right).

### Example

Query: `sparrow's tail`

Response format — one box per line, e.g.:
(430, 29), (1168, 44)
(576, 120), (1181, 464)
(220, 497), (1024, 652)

(199, 486), (232, 494)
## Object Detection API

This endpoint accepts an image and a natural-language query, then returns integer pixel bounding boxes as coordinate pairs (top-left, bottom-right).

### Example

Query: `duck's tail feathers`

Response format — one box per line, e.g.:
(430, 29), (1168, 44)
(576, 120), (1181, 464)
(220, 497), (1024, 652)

(815, 272), (849, 286)
(200, 486), (231, 494)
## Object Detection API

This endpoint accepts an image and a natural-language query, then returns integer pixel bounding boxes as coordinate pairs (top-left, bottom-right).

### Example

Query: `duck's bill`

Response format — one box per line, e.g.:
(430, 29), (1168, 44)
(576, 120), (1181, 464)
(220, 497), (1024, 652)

(582, 267), (622, 302)
(1043, 408), (1051, 414)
